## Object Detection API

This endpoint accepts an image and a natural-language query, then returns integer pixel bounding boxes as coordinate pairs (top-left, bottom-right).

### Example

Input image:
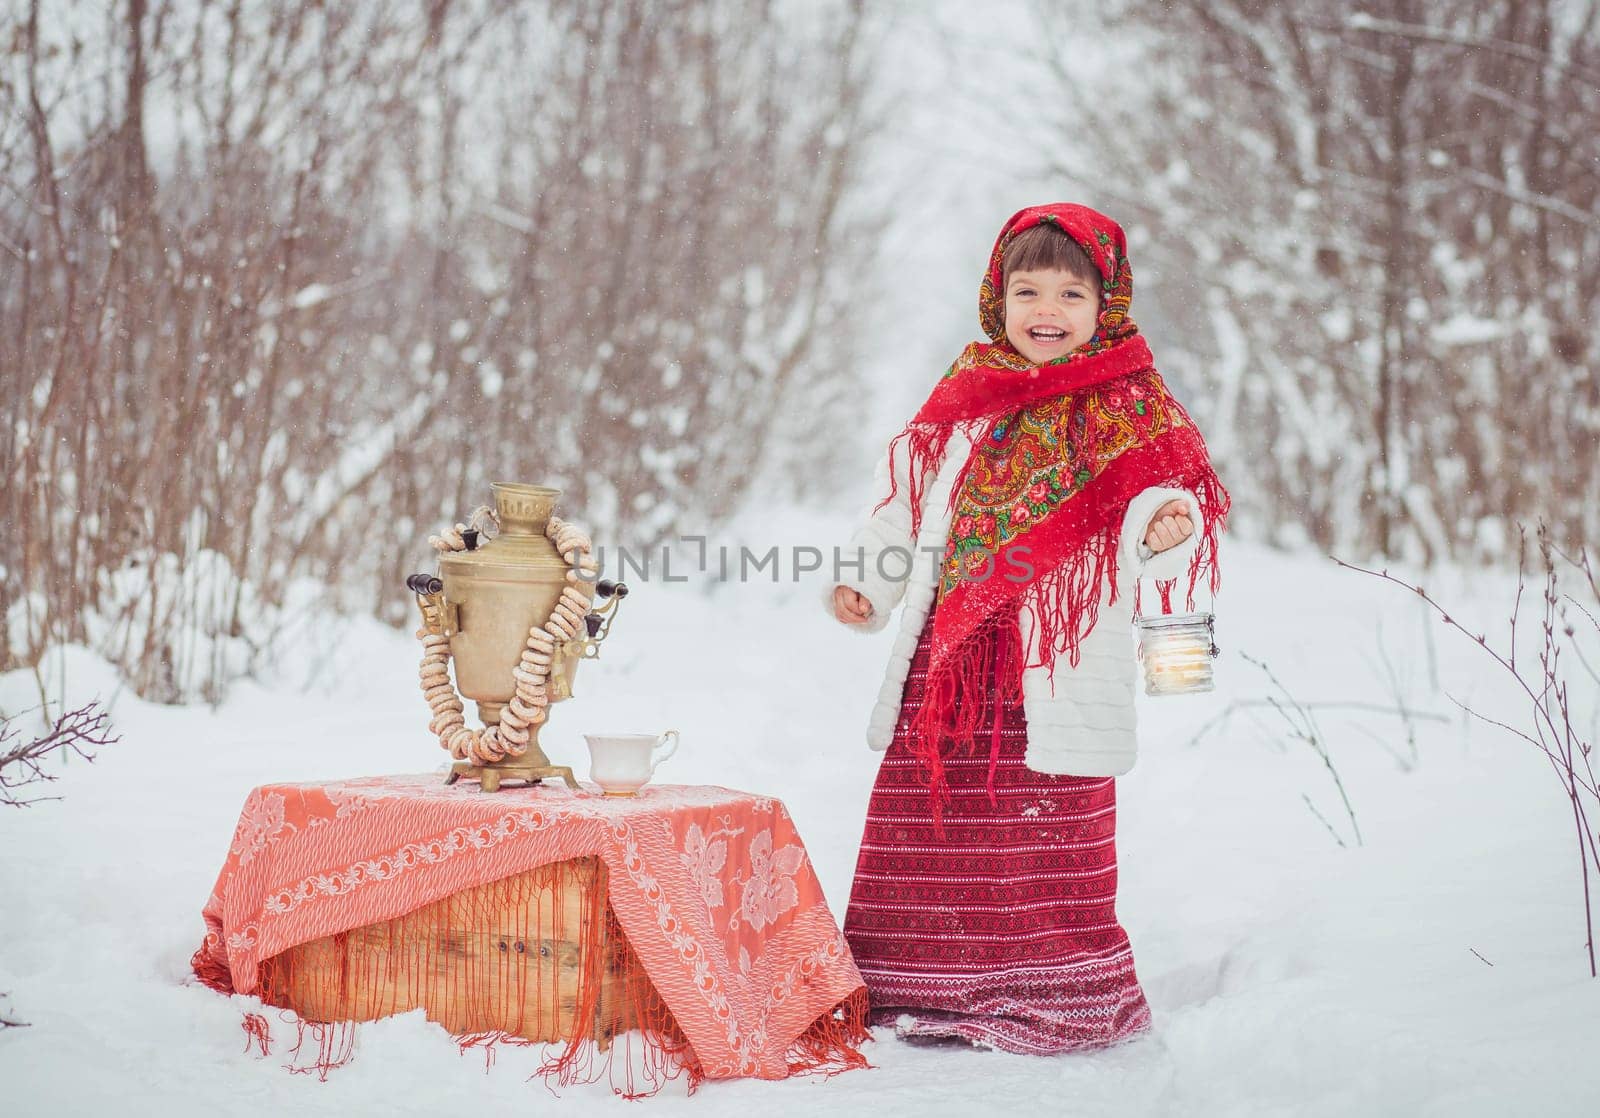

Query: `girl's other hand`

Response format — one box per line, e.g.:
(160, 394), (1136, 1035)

(1144, 499), (1195, 554)
(833, 585), (874, 625)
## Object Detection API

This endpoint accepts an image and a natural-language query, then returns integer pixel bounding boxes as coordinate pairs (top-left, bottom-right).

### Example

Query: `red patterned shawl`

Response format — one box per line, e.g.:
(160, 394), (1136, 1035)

(875, 203), (1230, 807)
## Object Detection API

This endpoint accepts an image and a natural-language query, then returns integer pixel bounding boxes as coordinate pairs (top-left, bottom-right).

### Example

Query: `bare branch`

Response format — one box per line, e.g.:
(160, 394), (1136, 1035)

(1329, 13), (1600, 92)
(0, 703), (119, 808)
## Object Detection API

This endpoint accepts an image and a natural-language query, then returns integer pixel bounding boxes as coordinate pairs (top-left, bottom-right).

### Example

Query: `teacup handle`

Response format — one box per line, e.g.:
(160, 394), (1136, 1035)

(650, 729), (680, 774)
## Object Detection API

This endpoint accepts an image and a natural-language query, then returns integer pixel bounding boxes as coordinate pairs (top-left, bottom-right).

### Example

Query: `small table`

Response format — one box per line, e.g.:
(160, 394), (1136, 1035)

(192, 775), (868, 1085)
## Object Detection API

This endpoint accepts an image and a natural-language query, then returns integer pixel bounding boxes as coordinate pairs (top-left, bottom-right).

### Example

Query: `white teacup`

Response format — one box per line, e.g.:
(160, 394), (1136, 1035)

(584, 730), (680, 797)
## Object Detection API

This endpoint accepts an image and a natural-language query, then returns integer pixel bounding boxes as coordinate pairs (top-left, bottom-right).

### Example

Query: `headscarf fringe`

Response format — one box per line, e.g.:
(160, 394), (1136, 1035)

(873, 424), (953, 542)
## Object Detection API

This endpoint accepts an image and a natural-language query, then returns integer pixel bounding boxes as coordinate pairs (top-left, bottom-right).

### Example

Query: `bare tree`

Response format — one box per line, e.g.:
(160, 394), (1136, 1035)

(1018, 0), (1600, 564)
(1, 0), (879, 692)
(357, 0), (878, 600)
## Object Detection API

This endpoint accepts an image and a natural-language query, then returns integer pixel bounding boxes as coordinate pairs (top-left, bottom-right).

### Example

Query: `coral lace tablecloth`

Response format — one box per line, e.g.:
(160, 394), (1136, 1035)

(192, 774), (867, 1083)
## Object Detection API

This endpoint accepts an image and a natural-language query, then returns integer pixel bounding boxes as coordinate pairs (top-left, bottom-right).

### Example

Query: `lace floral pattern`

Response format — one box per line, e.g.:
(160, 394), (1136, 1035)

(230, 790), (294, 867)
(680, 820), (740, 911)
(737, 830), (807, 933)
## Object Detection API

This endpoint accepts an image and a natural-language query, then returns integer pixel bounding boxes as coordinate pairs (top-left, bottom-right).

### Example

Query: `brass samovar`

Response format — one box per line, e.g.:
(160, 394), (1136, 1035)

(408, 483), (626, 792)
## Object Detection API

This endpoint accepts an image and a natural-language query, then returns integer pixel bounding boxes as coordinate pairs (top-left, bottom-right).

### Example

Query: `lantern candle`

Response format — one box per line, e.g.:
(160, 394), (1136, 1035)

(1137, 611), (1218, 696)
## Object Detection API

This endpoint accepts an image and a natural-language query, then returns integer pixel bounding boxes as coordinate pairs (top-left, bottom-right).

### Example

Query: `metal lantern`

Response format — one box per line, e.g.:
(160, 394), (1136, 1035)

(1136, 611), (1219, 696)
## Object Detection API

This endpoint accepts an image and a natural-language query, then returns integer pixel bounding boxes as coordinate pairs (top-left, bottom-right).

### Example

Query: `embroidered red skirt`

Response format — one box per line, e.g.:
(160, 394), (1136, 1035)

(842, 608), (1153, 1054)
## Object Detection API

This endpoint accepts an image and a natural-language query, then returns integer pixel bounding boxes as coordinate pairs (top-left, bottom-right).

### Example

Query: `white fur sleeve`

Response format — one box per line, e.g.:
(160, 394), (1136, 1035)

(821, 442), (919, 634)
(1118, 485), (1205, 584)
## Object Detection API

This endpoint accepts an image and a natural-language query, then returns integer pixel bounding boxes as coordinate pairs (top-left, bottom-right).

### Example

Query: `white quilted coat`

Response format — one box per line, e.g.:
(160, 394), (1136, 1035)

(825, 430), (1204, 777)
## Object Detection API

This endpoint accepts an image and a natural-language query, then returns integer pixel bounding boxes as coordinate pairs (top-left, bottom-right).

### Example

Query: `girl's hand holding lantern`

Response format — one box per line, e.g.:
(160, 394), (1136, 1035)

(1144, 499), (1195, 554)
(834, 585), (874, 625)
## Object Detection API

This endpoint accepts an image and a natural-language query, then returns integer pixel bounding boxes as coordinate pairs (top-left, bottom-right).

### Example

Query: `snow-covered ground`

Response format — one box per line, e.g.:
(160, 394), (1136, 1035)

(3, 497), (1598, 1116)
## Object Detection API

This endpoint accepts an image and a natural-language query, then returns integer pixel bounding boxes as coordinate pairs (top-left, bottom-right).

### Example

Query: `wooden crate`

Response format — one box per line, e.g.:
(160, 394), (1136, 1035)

(265, 857), (642, 1045)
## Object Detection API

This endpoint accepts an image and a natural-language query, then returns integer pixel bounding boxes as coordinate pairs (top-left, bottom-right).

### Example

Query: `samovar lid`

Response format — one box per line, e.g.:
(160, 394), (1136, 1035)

(438, 482), (569, 582)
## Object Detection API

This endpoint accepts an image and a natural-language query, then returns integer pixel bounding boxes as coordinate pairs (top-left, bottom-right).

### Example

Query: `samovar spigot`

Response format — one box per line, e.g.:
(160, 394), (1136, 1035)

(578, 579), (628, 654)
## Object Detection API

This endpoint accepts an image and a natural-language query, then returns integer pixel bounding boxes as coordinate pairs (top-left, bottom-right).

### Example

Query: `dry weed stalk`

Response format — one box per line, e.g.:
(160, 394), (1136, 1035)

(1189, 637), (1452, 844)
(1240, 652), (1364, 848)
(0, 701), (119, 808)
(1335, 525), (1600, 976)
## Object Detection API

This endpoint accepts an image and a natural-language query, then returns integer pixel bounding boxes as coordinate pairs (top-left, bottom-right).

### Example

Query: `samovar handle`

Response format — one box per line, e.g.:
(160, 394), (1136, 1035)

(406, 573), (443, 596)
(407, 572), (455, 637)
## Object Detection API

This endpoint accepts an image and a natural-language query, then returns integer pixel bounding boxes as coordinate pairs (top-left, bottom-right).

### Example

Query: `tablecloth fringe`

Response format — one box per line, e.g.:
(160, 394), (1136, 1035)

(191, 865), (871, 1094)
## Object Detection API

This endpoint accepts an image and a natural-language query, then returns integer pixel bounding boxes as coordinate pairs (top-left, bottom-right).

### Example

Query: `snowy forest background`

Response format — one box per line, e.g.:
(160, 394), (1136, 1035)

(4, 2), (1600, 1111)
(3, 0), (1598, 704)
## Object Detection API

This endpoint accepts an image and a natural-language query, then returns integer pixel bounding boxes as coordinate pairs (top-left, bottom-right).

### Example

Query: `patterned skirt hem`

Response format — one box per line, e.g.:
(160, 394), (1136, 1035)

(857, 942), (1152, 1055)
(879, 1000), (1152, 1056)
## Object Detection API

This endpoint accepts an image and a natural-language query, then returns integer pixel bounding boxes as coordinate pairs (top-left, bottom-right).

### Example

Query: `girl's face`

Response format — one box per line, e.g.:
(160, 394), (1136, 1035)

(1003, 268), (1100, 365)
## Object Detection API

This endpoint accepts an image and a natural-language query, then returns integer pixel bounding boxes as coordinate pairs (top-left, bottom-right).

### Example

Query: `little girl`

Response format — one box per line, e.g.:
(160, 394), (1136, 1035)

(826, 203), (1228, 1053)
